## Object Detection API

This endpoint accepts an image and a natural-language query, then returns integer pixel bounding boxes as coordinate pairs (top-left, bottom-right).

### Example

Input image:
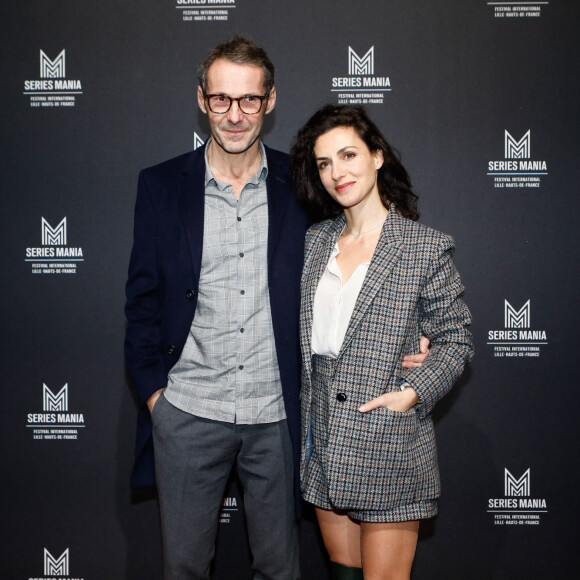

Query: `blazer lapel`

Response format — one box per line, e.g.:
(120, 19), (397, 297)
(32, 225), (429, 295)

(337, 209), (404, 359)
(178, 147), (206, 283)
(265, 147), (291, 270)
(301, 217), (345, 377)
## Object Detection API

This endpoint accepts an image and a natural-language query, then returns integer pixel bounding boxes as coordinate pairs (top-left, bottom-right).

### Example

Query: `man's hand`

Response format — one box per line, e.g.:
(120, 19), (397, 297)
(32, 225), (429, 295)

(359, 387), (419, 414)
(147, 388), (164, 414)
(401, 335), (430, 369)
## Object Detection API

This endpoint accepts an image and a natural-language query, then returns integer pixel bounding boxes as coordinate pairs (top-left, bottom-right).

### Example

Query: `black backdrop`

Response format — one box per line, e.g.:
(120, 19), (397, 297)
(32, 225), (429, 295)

(1, 1), (579, 578)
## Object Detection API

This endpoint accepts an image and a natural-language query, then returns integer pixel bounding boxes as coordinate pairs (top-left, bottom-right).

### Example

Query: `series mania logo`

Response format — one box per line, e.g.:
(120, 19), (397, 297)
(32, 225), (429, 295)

(25, 217), (84, 274)
(27, 383), (85, 440)
(488, 130), (548, 188)
(488, 468), (547, 526)
(487, 299), (548, 358)
(331, 46), (391, 105)
(23, 49), (83, 107)
(36, 547), (85, 579)
(45, 548), (69, 576)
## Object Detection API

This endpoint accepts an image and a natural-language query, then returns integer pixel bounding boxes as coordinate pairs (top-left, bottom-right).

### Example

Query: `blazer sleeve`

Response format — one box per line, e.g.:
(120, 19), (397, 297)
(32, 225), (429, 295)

(401, 234), (474, 418)
(124, 170), (166, 405)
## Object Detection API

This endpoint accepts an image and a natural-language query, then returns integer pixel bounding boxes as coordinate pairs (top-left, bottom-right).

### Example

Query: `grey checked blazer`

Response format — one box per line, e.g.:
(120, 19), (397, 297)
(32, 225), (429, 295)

(299, 208), (473, 511)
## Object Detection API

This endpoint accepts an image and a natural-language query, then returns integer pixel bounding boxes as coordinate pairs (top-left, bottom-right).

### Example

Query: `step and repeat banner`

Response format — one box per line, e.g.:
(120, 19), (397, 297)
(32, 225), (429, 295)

(1, 1), (579, 578)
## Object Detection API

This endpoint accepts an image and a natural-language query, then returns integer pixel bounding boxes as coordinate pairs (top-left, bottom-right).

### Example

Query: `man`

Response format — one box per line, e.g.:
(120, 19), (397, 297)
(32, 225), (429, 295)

(125, 36), (308, 579)
(125, 35), (428, 580)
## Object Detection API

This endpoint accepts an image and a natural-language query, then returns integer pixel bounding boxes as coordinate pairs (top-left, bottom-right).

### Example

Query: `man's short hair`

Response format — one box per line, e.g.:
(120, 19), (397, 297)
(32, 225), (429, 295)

(198, 35), (275, 94)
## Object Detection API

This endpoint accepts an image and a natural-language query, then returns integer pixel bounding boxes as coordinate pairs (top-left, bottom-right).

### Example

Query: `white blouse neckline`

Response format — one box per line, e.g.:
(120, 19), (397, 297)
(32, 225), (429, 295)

(311, 242), (370, 358)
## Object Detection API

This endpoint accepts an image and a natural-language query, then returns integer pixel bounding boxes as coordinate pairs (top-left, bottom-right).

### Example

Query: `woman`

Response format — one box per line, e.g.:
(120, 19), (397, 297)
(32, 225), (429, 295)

(290, 105), (473, 580)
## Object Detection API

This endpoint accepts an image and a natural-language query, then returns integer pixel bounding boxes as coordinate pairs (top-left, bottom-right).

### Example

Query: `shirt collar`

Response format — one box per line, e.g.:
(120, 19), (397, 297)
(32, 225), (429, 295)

(204, 139), (269, 190)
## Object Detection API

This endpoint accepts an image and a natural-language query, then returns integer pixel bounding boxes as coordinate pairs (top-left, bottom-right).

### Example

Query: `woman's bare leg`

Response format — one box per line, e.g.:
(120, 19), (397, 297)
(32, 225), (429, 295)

(316, 507), (419, 579)
(360, 520), (419, 580)
(315, 507), (362, 567)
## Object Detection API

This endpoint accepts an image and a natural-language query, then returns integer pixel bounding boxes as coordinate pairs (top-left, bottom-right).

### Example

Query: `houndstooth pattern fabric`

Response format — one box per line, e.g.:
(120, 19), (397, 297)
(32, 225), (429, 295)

(302, 354), (438, 522)
(299, 208), (473, 512)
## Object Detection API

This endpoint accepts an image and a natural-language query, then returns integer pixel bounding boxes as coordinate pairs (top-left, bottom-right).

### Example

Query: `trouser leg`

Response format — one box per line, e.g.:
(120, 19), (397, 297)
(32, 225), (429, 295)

(152, 394), (237, 580)
(236, 420), (300, 580)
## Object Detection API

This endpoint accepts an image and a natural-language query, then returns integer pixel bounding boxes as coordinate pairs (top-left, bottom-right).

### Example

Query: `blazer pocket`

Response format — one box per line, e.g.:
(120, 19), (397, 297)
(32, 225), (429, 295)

(377, 406), (419, 445)
(344, 407), (419, 510)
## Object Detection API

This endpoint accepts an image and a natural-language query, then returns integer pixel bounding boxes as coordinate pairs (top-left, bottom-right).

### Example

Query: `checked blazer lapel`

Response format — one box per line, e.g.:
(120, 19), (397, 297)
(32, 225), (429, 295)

(177, 147), (206, 283)
(337, 209), (404, 360)
(301, 217), (345, 378)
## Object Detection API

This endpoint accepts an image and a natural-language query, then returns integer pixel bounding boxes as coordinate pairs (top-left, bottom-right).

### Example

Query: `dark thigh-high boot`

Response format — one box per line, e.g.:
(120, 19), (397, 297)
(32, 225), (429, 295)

(329, 561), (364, 579)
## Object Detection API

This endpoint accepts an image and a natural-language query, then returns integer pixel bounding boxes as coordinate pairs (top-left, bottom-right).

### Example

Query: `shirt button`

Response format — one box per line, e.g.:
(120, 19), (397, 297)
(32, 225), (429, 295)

(240, 290), (245, 295)
(239, 365), (244, 370)
(336, 393), (347, 402)
(237, 217), (242, 222)
(239, 252), (244, 258)
(240, 328), (245, 333)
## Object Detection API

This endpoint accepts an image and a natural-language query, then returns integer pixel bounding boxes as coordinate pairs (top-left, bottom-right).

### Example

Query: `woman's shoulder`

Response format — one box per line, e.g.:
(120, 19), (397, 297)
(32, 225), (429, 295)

(394, 211), (455, 250)
(306, 216), (342, 242)
(306, 218), (333, 235)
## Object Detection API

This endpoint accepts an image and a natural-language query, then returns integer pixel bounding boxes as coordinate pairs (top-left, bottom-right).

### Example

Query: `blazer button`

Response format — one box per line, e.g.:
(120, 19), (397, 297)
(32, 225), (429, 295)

(336, 393), (347, 402)
(166, 345), (176, 356)
(185, 289), (196, 300)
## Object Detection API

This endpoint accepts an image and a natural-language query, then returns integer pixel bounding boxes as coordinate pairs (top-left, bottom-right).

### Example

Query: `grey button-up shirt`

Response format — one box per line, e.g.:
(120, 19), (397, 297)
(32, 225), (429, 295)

(164, 141), (286, 424)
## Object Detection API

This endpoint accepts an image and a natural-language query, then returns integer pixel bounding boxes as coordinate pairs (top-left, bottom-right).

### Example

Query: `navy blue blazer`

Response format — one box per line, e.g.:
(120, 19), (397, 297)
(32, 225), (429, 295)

(125, 144), (309, 498)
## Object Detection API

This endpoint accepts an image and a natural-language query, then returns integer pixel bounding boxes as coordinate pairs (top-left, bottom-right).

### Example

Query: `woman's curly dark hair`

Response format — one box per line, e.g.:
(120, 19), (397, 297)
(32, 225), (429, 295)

(290, 105), (419, 222)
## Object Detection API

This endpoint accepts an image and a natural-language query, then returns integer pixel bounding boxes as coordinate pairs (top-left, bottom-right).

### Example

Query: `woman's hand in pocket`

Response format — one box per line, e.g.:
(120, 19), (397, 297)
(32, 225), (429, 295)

(359, 387), (419, 413)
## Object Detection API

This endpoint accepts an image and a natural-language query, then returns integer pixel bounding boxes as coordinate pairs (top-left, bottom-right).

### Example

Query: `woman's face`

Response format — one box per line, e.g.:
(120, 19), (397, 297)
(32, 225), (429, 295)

(313, 126), (383, 211)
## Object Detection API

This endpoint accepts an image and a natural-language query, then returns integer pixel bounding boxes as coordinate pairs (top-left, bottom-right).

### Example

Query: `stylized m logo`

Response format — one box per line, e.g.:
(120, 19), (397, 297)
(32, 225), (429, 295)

(43, 383), (68, 412)
(193, 132), (204, 150)
(42, 217), (67, 246)
(504, 300), (530, 329)
(505, 130), (530, 159)
(44, 548), (69, 575)
(348, 46), (374, 75)
(40, 49), (66, 79)
(504, 468), (530, 497)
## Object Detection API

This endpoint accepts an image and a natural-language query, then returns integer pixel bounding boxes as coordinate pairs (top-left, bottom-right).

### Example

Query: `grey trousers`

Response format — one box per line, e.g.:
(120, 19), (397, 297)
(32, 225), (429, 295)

(152, 393), (300, 580)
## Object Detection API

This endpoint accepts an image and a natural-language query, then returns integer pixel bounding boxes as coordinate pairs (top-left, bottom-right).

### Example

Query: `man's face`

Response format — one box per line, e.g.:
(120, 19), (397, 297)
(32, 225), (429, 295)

(198, 59), (276, 156)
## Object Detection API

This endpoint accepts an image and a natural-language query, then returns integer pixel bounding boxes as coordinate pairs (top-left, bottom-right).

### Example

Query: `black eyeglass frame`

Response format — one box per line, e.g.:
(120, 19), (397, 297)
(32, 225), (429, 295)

(203, 91), (271, 115)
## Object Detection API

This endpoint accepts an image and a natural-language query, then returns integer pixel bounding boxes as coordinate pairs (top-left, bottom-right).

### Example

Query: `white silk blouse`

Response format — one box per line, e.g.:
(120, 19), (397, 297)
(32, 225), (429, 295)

(311, 242), (370, 357)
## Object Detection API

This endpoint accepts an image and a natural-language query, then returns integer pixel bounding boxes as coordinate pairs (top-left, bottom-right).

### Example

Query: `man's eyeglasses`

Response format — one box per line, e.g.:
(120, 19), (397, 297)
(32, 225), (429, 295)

(203, 92), (270, 115)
